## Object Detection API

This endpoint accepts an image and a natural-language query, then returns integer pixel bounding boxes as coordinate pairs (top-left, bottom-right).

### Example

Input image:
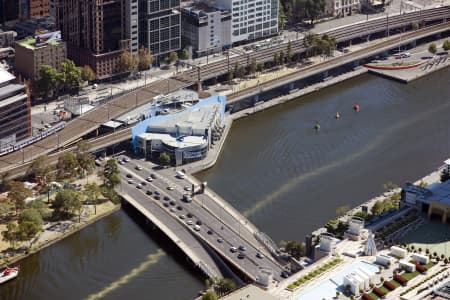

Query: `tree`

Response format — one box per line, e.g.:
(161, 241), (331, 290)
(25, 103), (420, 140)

(428, 43), (437, 55)
(281, 240), (306, 259)
(118, 50), (138, 73)
(215, 278), (236, 296)
(304, 0), (326, 25)
(169, 52), (178, 64)
(19, 208), (43, 240)
(84, 183), (102, 215)
(236, 65), (245, 79)
(278, 0), (287, 30)
(2, 222), (19, 249)
(279, 50), (286, 64)
(0, 202), (13, 219)
(227, 69), (234, 84)
(248, 58), (257, 75)
(443, 40), (450, 51)
(371, 200), (384, 215)
(6, 181), (33, 215)
(411, 22), (419, 30)
(37, 64), (59, 97)
(159, 152), (171, 166)
(26, 154), (50, 181)
(60, 59), (82, 92)
(181, 48), (190, 60)
(53, 189), (83, 220)
(57, 152), (80, 180)
(138, 47), (153, 71)
(28, 199), (51, 220)
(256, 62), (264, 73)
(75, 140), (95, 179)
(201, 290), (218, 300)
(336, 205), (349, 217)
(286, 40), (293, 63)
(81, 65), (96, 82)
(274, 52), (280, 65)
(103, 159), (121, 189)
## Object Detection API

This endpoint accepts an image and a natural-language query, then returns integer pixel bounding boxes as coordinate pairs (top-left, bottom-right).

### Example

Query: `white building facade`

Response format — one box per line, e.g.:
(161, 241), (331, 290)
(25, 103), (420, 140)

(205, 0), (278, 44)
(325, 0), (361, 17)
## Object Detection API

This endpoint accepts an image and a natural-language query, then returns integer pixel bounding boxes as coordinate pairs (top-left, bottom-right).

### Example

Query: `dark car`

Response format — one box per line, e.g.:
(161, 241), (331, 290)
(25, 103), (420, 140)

(150, 173), (157, 179)
(196, 220), (202, 226)
(126, 174), (132, 178)
(163, 202), (169, 207)
(207, 229), (213, 235)
(237, 252), (245, 259)
(163, 196), (170, 201)
(141, 181), (147, 186)
(238, 245), (247, 251)
(177, 205), (183, 210)
(146, 190), (153, 195)
(154, 191), (160, 196)
(281, 271), (290, 278)
(169, 200), (176, 206)
(154, 195), (161, 200)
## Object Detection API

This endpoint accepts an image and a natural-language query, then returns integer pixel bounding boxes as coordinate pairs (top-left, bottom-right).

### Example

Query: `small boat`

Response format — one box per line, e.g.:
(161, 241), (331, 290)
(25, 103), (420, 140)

(314, 122), (321, 131)
(353, 104), (360, 112)
(0, 266), (19, 284)
(335, 112), (340, 119)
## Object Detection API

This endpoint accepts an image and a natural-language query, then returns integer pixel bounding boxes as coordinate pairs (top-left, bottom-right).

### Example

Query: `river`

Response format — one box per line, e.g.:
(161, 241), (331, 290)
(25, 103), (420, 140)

(2, 68), (449, 299)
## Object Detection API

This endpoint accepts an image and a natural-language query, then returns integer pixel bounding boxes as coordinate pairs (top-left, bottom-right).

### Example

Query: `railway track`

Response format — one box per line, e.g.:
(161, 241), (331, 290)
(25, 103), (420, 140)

(227, 21), (450, 102)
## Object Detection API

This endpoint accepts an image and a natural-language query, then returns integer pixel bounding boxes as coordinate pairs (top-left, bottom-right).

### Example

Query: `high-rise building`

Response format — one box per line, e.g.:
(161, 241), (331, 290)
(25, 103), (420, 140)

(139, 0), (181, 60)
(0, 69), (31, 148)
(1, 0), (20, 25)
(29, 0), (50, 18)
(54, 0), (136, 79)
(203, 0), (278, 44)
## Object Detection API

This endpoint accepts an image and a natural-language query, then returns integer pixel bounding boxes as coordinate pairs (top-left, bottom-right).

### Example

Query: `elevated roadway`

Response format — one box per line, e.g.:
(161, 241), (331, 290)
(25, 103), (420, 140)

(1, 6), (449, 174)
(117, 157), (287, 283)
(227, 22), (450, 103)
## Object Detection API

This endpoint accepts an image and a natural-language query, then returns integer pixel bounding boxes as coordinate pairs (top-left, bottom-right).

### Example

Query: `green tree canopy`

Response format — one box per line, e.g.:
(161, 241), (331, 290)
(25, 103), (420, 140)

(248, 58), (257, 75)
(2, 222), (19, 248)
(159, 152), (171, 166)
(119, 50), (138, 73)
(84, 182), (102, 215)
(256, 62), (264, 73)
(57, 152), (80, 180)
(60, 59), (82, 92)
(81, 65), (96, 82)
(6, 181), (33, 215)
(304, 0), (325, 24)
(102, 159), (121, 189)
(19, 208), (44, 229)
(53, 189), (83, 219)
(169, 51), (179, 64)
(371, 200), (384, 215)
(76, 140), (95, 178)
(201, 290), (218, 300)
(428, 43), (437, 54)
(443, 40), (450, 51)
(37, 64), (59, 97)
(280, 240), (306, 259)
(181, 48), (190, 60)
(278, 0), (287, 30)
(28, 199), (51, 220)
(138, 47), (153, 71)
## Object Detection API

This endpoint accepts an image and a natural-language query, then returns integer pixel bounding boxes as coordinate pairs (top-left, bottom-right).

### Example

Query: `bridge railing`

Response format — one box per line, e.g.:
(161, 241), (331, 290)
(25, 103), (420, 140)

(254, 231), (280, 256)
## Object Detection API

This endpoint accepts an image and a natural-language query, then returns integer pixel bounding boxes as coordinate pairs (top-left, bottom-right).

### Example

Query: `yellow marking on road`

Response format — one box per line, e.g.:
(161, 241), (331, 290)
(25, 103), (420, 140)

(85, 249), (165, 300)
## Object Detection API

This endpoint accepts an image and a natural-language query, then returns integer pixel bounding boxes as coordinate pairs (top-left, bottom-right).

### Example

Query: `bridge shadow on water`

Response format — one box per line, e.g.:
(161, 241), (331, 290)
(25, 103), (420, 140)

(121, 199), (245, 286)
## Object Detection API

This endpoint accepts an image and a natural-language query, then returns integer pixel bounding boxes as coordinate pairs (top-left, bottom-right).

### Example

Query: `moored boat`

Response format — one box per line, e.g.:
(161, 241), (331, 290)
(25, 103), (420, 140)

(0, 266), (19, 284)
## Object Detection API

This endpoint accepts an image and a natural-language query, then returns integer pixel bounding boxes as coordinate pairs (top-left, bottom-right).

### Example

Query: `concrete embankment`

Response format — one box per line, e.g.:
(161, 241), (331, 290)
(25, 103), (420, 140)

(230, 67), (368, 120)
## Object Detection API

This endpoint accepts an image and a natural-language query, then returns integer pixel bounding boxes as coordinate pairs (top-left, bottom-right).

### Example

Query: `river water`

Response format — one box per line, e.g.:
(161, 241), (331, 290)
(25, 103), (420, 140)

(2, 69), (449, 300)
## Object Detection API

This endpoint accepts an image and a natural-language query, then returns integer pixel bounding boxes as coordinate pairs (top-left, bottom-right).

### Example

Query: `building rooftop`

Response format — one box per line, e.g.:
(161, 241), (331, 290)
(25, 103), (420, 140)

(0, 69), (15, 86)
(138, 132), (207, 148)
(181, 1), (231, 18)
(221, 284), (278, 300)
(405, 180), (450, 206)
(16, 31), (62, 50)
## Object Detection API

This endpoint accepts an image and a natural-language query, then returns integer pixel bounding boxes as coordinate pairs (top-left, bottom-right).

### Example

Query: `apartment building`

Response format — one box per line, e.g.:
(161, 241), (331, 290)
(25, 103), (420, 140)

(15, 31), (67, 84)
(139, 0), (181, 59)
(54, 0), (137, 79)
(181, 2), (232, 57)
(203, 0), (278, 44)
(29, 0), (50, 18)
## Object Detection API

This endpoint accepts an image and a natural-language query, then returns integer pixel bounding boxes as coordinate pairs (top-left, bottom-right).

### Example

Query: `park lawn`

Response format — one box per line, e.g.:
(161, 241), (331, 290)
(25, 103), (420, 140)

(403, 270), (420, 281)
(379, 286), (390, 294)
(369, 292), (380, 299)
(390, 280), (401, 288)
(425, 262), (436, 269)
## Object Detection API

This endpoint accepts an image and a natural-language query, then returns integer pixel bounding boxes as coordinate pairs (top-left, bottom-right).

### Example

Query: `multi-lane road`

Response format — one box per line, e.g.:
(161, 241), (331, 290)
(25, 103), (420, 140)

(117, 156), (287, 282)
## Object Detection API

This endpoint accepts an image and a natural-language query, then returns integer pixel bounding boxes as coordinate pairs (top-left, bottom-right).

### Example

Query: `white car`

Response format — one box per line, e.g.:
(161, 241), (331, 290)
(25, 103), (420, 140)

(186, 220), (193, 225)
(229, 246), (238, 253)
(194, 225), (201, 231)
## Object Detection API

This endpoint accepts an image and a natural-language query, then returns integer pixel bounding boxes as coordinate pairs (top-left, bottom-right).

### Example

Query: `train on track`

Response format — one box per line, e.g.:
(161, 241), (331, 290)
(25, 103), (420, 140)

(0, 121), (66, 157)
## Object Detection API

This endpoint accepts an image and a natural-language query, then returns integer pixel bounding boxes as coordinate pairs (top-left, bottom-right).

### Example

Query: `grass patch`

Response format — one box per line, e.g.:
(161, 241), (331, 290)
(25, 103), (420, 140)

(286, 258), (342, 291)
(402, 270), (420, 281)
(390, 280), (401, 288)
(378, 286), (390, 294)
(369, 292), (380, 299)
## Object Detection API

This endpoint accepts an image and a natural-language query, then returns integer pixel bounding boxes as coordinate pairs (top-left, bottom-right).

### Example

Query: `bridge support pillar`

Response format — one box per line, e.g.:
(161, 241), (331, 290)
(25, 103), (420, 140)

(196, 81), (202, 92)
(96, 128), (99, 137)
(288, 82), (295, 91)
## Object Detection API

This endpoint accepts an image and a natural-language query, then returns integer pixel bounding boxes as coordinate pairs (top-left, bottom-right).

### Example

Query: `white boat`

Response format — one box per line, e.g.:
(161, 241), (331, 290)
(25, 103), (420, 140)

(0, 266), (19, 284)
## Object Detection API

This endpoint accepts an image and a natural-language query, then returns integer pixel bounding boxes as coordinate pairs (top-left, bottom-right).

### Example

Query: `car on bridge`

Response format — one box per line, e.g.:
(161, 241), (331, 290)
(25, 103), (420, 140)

(135, 165), (142, 171)
(230, 246), (238, 253)
(146, 177), (153, 182)
(237, 253), (245, 259)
